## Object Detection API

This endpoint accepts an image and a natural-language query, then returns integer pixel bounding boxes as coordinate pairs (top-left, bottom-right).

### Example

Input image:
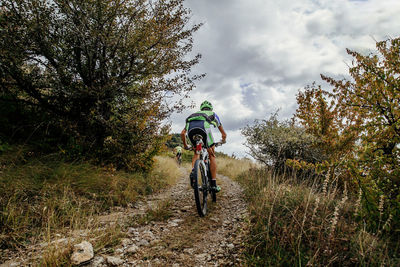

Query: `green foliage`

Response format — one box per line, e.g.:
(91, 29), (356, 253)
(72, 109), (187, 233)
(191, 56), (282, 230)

(242, 112), (324, 171)
(165, 133), (183, 149)
(181, 149), (193, 163)
(0, 139), (10, 152)
(0, 0), (202, 170)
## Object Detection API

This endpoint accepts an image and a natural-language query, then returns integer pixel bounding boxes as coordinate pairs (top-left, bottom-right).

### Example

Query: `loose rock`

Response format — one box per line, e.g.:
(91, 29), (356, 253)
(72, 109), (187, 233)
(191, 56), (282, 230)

(70, 241), (94, 265)
(126, 244), (139, 254)
(106, 256), (124, 266)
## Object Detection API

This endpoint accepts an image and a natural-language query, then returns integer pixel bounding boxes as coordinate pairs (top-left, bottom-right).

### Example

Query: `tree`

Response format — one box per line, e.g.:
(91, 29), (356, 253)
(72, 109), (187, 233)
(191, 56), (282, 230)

(0, 0), (202, 170)
(296, 37), (400, 236)
(165, 133), (183, 149)
(295, 83), (359, 179)
(322, 38), (400, 161)
(322, 38), (400, 235)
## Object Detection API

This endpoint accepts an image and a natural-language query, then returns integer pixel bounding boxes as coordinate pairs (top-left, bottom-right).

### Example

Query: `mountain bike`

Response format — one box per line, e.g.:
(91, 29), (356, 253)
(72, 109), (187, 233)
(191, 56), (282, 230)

(188, 134), (223, 217)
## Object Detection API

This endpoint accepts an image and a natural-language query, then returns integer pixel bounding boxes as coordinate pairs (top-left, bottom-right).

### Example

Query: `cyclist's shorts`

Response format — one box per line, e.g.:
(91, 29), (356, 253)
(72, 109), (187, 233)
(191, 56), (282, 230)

(187, 120), (214, 148)
(176, 152), (182, 157)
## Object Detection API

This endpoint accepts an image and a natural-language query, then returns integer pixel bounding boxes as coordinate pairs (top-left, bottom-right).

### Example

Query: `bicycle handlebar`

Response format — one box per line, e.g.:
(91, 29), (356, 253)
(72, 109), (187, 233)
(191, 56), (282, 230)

(214, 141), (223, 147)
(184, 140), (225, 150)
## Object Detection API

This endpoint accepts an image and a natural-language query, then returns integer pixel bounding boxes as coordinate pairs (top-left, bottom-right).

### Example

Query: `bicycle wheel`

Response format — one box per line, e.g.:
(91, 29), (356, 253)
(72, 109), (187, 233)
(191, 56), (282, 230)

(193, 159), (208, 217)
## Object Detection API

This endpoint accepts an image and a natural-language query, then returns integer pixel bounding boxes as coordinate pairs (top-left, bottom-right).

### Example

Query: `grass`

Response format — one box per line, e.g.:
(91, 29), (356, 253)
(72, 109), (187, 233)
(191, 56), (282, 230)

(131, 199), (173, 226)
(39, 224), (125, 266)
(216, 156), (254, 179)
(235, 167), (399, 266)
(0, 146), (182, 264)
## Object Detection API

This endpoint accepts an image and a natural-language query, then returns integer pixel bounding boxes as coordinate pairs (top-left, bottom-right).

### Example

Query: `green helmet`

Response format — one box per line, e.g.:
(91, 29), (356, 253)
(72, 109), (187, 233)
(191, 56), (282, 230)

(200, 100), (213, 111)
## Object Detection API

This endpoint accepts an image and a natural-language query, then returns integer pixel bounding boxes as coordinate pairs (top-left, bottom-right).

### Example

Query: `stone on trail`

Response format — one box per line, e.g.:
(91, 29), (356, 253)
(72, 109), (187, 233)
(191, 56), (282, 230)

(121, 238), (132, 247)
(70, 241), (94, 265)
(126, 244), (139, 254)
(210, 217), (219, 223)
(87, 256), (104, 267)
(168, 221), (179, 227)
(137, 239), (150, 247)
(106, 255), (124, 266)
(142, 230), (155, 241)
(181, 206), (191, 212)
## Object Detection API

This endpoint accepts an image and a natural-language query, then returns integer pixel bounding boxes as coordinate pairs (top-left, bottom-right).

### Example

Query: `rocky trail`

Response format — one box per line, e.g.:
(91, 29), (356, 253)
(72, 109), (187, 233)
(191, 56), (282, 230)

(1, 168), (249, 266)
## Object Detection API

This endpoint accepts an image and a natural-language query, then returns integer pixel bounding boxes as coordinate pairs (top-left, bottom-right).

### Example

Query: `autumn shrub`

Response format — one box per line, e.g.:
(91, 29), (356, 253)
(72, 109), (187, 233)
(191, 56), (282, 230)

(293, 37), (400, 240)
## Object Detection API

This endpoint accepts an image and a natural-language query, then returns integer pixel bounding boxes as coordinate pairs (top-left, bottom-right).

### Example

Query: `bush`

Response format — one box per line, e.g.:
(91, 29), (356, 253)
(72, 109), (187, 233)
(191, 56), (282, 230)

(242, 112), (324, 172)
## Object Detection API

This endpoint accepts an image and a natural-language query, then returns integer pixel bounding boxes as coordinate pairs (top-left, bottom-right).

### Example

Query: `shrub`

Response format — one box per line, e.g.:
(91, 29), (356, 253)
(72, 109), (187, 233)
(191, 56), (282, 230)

(242, 112), (324, 172)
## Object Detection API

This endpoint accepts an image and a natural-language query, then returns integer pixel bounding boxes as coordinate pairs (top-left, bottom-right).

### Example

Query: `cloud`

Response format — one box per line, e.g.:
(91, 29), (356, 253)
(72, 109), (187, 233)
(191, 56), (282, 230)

(170, 0), (400, 158)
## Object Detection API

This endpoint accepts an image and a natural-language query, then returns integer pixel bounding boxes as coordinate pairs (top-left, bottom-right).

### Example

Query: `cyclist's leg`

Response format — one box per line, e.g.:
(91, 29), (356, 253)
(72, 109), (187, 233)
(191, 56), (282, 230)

(207, 146), (217, 180)
(204, 123), (217, 179)
(191, 152), (199, 168)
(204, 125), (220, 191)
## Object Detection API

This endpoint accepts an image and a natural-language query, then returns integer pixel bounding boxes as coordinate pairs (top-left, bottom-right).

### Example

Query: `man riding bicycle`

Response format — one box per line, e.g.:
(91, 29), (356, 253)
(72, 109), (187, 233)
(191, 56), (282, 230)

(180, 100), (227, 192)
(175, 145), (182, 163)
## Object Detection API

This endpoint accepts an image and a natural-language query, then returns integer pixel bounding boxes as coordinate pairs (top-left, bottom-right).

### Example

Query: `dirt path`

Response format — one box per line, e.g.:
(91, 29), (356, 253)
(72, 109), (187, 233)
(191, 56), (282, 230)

(0, 168), (249, 267)
(92, 168), (249, 266)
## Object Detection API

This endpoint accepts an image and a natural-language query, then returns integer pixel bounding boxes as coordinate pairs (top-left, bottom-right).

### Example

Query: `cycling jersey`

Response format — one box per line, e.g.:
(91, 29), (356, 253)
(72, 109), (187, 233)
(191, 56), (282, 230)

(185, 110), (221, 130)
(185, 110), (222, 148)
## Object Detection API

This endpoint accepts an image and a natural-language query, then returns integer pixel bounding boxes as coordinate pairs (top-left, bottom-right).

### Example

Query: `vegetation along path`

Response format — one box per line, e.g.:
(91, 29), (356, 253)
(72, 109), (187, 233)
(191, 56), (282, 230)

(89, 168), (249, 266)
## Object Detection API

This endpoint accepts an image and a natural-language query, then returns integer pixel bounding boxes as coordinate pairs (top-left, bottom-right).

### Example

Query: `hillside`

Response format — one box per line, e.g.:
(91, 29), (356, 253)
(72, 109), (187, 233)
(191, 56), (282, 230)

(1, 149), (254, 266)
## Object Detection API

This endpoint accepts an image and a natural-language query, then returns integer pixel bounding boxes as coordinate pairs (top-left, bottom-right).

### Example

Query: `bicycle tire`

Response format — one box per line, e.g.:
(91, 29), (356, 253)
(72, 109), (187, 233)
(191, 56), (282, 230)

(193, 159), (208, 217)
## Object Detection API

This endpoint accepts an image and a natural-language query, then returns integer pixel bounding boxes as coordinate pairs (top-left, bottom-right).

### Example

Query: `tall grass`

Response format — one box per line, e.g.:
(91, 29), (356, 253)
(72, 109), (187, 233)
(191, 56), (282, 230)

(0, 148), (182, 251)
(236, 167), (398, 266)
(216, 156), (254, 179)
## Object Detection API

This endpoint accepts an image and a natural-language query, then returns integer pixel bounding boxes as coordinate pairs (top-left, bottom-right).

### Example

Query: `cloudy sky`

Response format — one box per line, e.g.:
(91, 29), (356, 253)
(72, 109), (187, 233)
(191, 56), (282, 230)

(169, 0), (400, 158)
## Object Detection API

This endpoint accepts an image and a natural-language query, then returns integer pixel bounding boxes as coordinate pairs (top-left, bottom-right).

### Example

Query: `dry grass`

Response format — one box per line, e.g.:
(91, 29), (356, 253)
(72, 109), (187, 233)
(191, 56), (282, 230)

(0, 148), (181, 264)
(236, 167), (396, 266)
(131, 199), (173, 226)
(152, 155), (183, 186)
(38, 223), (124, 266)
(216, 156), (254, 179)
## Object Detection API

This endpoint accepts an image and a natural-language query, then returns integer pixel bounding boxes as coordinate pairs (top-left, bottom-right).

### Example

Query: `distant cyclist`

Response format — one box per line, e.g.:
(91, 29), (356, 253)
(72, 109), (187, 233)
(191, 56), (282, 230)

(181, 100), (227, 192)
(175, 145), (182, 164)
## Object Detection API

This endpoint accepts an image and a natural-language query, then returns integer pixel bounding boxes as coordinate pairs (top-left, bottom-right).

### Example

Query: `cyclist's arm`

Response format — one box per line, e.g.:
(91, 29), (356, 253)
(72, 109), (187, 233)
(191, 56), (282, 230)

(181, 128), (190, 149)
(218, 125), (227, 143)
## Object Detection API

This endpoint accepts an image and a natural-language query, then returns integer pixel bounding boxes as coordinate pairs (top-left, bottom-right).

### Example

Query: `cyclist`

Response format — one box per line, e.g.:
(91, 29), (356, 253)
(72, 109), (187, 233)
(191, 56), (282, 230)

(180, 100), (227, 192)
(175, 145), (182, 164)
